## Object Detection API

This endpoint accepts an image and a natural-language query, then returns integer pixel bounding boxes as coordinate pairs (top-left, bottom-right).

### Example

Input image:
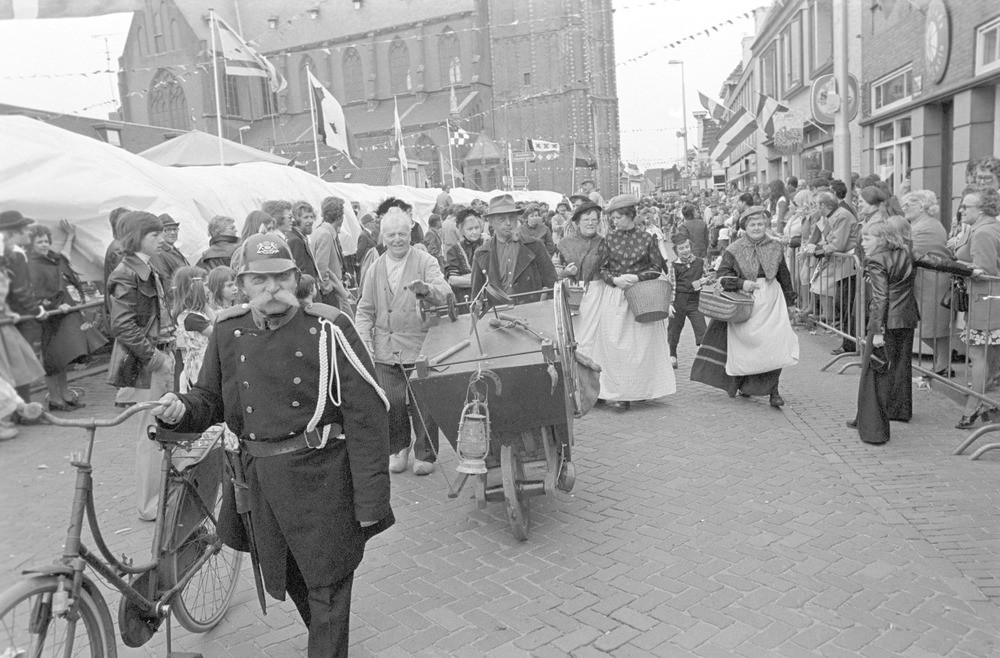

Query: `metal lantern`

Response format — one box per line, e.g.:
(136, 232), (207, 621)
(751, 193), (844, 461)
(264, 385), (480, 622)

(456, 403), (489, 475)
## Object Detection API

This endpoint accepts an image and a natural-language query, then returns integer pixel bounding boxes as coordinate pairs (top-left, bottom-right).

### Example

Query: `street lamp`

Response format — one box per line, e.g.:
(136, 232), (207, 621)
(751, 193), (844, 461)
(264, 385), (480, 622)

(668, 60), (689, 191)
(238, 125), (251, 144)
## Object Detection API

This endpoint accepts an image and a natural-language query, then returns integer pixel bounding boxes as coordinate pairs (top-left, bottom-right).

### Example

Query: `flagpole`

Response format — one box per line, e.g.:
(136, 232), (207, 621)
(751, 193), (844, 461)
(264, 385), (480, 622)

(445, 120), (457, 188)
(306, 67), (322, 178)
(571, 142), (577, 192)
(209, 9), (225, 166)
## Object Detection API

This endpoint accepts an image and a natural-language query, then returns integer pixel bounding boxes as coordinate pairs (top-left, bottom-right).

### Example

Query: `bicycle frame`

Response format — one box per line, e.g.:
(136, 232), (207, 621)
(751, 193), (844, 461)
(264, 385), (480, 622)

(35, 402), (226, 653)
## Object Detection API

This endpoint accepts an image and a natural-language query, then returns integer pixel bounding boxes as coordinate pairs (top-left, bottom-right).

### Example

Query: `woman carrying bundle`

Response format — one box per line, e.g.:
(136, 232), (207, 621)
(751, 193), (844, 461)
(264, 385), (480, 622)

(691, 206), (799, 407)
(577, 194), (675, 411)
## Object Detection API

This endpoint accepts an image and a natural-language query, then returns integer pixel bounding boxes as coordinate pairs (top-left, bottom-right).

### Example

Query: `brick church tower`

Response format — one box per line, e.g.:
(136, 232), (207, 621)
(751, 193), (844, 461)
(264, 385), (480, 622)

(487, 0), (620, 196)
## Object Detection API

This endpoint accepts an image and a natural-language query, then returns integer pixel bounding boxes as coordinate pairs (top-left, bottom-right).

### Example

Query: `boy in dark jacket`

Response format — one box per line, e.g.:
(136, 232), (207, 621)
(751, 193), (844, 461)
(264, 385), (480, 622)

(668, 236), (707, 368)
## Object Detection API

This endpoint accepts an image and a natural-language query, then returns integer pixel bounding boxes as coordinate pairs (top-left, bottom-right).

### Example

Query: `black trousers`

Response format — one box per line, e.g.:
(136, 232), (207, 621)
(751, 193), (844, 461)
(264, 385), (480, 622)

(286, 551), (354, 658)
(374, 362), (452, 462)
(837, 278), (858, 351)
(668, 292), (707, 356)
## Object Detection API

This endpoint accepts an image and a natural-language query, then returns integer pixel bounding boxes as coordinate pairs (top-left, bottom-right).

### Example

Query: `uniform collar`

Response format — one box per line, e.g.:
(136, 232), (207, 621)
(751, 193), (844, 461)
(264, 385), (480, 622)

(251, 303), (299, 331)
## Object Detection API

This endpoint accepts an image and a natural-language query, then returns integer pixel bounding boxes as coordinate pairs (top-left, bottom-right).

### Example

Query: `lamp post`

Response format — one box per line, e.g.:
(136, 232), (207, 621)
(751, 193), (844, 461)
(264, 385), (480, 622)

(668, 60), (689, 192)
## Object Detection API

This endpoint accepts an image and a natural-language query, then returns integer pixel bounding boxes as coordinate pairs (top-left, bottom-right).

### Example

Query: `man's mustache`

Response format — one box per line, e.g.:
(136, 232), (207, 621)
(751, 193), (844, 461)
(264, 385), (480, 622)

(247, 289), (299, 311)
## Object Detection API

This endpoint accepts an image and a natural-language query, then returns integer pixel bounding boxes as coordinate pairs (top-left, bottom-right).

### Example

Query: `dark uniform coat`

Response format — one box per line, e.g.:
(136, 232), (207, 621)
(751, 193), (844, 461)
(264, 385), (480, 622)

(169, 302), (394, 599)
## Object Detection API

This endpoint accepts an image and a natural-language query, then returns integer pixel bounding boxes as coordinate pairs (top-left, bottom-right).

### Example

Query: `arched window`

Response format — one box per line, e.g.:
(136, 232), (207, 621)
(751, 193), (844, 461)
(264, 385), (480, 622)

(389, 39), (411, 95)
(439, 29), (461, 86)
(170, 19), (181, 52)
(342, 48), (363, 102)
(152, 8), (164, 53)
(148, 69), (190, 130)
(473, 170), (483, 191)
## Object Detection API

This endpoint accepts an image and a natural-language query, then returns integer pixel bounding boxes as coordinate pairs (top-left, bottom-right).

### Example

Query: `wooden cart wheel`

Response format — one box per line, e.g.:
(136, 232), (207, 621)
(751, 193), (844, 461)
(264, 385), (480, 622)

(474, 473), (488, 510)
(501, 443), (530, 541)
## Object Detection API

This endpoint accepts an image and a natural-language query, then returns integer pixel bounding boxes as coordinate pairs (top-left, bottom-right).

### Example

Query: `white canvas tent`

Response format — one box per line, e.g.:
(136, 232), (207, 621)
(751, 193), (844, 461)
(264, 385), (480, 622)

(139, 130), (291, 167)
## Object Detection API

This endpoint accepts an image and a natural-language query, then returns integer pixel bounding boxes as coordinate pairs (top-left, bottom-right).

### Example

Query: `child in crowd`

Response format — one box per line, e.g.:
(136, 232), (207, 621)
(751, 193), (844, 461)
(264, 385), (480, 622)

(667, 236), (708, 369)
(171, 266), (212, 394)
(296, 273), (318, 304)
(206, 266), (239, 315)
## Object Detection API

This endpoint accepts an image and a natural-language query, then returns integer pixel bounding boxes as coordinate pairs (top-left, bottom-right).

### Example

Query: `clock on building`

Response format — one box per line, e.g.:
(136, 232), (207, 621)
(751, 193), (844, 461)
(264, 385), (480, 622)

(924, 0), (950, 84)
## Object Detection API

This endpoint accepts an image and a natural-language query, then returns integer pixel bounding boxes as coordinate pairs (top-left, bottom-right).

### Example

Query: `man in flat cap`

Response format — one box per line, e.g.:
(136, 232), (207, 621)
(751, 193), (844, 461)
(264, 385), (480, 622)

(150, 213), (189, 303)
(153, 233), (393, 657)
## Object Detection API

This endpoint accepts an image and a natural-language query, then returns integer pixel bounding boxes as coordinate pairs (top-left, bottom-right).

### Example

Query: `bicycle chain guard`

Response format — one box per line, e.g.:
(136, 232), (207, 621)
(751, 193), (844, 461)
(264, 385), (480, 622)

(118, 570), (163, 647)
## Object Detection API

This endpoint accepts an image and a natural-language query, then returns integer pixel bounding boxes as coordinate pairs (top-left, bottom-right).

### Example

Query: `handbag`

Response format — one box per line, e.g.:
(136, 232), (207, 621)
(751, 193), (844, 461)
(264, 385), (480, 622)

(698, 277), (754, 323)
(941, 277), (969, 313)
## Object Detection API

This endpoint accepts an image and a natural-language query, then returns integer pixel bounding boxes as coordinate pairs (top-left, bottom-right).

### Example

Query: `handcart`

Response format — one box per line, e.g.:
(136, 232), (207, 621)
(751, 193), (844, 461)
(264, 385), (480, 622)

(409, 281), (600, 540)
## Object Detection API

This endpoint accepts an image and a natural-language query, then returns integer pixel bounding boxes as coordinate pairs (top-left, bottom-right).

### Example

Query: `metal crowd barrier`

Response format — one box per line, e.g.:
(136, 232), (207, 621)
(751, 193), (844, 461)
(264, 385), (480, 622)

(786, 248), (866, 373)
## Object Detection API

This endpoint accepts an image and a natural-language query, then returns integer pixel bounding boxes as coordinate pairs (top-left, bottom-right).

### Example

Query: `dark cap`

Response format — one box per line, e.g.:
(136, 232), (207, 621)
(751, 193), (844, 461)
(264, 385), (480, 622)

(236, 234), (297, 275)
(158, 213), (179, 228)
(571, 201), (602, 223)
(0, 210), (35, 231)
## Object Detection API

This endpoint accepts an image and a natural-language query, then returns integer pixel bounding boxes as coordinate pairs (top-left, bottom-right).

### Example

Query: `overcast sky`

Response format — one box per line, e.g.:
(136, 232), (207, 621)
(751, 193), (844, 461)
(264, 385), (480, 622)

(0, 0), (765, 170)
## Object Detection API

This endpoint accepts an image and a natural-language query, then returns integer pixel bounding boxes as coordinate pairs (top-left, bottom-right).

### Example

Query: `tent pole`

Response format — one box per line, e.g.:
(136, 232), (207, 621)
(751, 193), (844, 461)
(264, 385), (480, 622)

(571, 142), (577, 192)
(307, 67), (322, 178)
(209, 9), (225, 165)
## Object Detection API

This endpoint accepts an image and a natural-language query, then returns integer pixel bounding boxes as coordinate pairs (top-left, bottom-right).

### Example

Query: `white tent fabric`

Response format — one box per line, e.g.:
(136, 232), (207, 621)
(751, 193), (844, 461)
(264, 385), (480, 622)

(139, 130), (290, 167)
(0, 116), (567, 283)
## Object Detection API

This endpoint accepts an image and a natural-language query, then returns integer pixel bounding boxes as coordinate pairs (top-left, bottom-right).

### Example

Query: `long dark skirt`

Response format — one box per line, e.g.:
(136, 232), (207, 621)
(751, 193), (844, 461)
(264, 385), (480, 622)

(40, 311), (89, 375)
(854, 327), (914, 445)
(690, 319), (781, 398)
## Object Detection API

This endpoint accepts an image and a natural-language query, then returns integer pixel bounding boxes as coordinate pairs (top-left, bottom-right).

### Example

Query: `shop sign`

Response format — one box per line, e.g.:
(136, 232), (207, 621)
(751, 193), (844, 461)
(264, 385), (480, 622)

(771, 114), (804, 155)
(810, 74), (860, 125)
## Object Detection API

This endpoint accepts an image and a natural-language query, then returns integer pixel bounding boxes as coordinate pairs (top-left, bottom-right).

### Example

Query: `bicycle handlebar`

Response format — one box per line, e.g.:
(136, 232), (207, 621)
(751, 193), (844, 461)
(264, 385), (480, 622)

(41, 401), (162, 429)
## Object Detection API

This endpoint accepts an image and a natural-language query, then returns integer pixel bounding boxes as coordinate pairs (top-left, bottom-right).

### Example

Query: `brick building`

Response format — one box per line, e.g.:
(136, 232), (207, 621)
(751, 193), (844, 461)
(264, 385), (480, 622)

(117, 0), (619, 194)
(859, 0), (1000, 220)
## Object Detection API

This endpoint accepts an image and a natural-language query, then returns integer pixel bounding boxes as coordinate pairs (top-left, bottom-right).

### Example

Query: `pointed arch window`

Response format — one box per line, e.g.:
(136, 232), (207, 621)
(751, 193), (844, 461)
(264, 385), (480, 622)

(389, 39), (411, 95)
(343, 48), (364, 102)
(439, 30), (461, 86)
(148, 69), (190, 130)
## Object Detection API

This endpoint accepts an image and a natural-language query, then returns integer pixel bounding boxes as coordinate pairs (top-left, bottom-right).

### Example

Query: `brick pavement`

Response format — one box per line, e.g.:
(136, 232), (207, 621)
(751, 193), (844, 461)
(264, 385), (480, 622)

(2, 323), (1000, 656)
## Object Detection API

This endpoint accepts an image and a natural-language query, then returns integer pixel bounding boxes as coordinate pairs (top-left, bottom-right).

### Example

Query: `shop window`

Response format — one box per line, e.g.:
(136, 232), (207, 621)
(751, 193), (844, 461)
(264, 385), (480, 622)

(871, 66), (913, 114)
(976, 16), (1000, 76)
(874, 116), (912, 193)
(810, 0), (833, 73)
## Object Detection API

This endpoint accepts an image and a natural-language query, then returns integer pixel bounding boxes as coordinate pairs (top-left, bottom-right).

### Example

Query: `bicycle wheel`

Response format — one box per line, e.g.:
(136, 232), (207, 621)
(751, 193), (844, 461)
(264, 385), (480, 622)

(0, 576), (114, 658)
(162, 456), (243, 634)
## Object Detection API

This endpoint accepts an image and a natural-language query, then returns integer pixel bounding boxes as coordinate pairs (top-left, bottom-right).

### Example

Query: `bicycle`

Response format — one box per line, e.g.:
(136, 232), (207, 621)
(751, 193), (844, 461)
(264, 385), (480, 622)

(0, 401), (243, 657)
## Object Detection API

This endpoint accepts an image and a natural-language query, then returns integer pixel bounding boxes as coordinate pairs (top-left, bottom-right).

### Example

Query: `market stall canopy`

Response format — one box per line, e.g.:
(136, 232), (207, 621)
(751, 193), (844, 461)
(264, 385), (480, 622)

(139, 130), (290, 167)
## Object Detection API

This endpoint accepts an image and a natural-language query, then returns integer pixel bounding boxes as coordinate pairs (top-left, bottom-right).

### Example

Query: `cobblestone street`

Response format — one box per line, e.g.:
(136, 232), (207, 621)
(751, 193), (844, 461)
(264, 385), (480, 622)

(3, 326), (1000, 656)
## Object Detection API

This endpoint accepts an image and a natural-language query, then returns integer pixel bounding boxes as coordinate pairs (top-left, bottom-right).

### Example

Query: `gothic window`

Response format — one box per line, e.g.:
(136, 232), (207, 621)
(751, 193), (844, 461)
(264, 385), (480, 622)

(152, 11), (164, 53)
(224, 75), (240, 117)
(148, 69), (190, 130)
(473, 170), (483, 191)
(389, 39), (411, 95)
(439, 29), (461, 86)
(343, 48), (364, 102)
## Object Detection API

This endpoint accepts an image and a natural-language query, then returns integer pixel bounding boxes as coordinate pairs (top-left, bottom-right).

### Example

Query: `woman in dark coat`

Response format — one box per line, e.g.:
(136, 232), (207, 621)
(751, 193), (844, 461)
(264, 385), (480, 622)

(106, 211), (174, 521)
(443, 208), (484, 304)
(849, 218), (920, 444)
(26, 224), (90, 411)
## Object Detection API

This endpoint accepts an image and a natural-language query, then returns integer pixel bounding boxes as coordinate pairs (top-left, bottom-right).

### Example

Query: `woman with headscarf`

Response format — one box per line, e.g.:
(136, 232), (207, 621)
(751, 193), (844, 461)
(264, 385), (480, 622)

(691, 206), (799, 407)
(555, 201), (604, 284)
(848, 218), (919, 444)
(577, 194), (675, 410)
(443, 207), (485, 303)
(106, 211), (174, 521)
(901, 190), (952, 377)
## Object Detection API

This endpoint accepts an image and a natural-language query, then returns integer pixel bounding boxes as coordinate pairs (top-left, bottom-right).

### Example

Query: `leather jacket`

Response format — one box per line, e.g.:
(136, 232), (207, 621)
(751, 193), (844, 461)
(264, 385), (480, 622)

(866, 247), (920, 333)
(106, 254), (169, 388)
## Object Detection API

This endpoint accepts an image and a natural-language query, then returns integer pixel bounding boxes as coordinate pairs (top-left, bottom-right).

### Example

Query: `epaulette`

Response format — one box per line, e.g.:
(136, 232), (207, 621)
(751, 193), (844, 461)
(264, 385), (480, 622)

(303, 302), (343, 322)
(215, 303), (251, 322)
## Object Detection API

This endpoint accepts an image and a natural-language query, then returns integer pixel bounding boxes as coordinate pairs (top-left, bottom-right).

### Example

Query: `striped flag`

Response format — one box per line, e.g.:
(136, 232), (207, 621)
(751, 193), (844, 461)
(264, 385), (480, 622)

(394, 97), (408, 171)
(214, 15), (286, 93)
(709, 108), (757, 163)
(0, 0), (141, 19)
(756, 92), (790, 137)
(698, 91), (729, 122)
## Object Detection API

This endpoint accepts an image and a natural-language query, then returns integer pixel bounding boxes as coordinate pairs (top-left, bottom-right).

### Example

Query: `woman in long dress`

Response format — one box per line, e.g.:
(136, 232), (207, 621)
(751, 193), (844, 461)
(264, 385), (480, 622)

(577, 194), (675, 410)
(691, 206), (799, 407)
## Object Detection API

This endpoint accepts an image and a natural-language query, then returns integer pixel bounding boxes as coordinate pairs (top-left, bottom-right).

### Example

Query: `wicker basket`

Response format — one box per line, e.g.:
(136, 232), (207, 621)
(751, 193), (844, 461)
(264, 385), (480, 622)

(698, 283), (754, 323)
(567, 285), (585, 310)
(623, 278), (672, 323)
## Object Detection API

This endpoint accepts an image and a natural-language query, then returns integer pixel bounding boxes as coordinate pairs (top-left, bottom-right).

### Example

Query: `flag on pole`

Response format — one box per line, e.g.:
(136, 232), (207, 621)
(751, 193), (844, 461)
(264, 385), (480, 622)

(709, 107), (757, 163)
(573, 144), (597, 169)
(214, 15), (286, 93)
(449, 126), (470, 146)
(0, 0), (141, 19)
(307, 69), (357, 166)
(394, 97), (408, 171)
(527, 139), (560, 160)
(756, 92), (790, 137)
(698, 91), (729, 122)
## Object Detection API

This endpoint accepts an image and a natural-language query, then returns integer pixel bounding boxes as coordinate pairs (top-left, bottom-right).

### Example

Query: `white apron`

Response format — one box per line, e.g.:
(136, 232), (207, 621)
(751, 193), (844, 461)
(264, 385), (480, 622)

(577, 280), (676, 401)
(726, 277), (799, 376)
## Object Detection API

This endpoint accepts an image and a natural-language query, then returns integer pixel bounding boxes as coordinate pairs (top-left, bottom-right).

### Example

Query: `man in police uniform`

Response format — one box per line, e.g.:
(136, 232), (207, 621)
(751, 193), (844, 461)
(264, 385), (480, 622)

(153, 234), (393, 657)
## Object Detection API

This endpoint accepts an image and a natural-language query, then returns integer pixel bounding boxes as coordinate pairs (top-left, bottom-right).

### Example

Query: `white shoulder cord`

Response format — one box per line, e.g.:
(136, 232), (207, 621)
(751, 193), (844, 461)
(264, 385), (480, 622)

(306, 317), (391, 449)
